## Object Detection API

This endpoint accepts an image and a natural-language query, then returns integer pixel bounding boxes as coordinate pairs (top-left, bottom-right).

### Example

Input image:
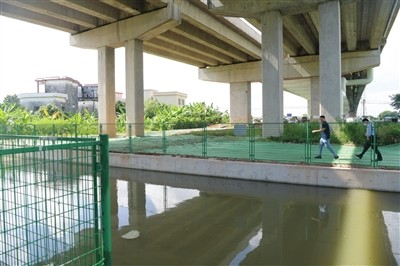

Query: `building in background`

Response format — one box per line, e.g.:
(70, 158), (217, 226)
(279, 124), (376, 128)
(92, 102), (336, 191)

(18, 76), (80, 113)
(78, 83), (98, 113)
(18, 92), (68, 112)
(18, 78), (188, 113)
(144, 89), (187, 106)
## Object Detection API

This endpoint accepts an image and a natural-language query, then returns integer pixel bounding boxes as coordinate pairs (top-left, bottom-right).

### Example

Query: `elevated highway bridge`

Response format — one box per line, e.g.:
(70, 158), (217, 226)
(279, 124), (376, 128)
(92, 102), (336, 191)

(1, 0), (398, 136)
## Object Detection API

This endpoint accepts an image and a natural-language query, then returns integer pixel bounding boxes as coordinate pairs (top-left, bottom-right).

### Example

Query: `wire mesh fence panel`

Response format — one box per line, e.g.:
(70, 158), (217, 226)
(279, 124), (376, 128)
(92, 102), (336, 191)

(0, 135), (109, 265)
(205, 124), (251, 160)
(2, 122), (398, 169)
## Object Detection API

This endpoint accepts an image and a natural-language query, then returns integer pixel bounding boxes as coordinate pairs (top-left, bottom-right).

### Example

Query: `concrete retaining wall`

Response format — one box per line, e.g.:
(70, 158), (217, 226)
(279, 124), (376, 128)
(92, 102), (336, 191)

(109, 153), (400, 192)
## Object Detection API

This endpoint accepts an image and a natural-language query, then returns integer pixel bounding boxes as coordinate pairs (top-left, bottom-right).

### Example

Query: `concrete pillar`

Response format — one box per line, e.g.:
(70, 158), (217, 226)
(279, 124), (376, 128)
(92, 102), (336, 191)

(308, 77), (320, 120)
(230, 82), (252, 123)
(125, 39), (145, 137)
(261, 11), (284, 137)
(319, 1), (342, 121)
(98, 46), (116, 137)
(341, 77), (348, 117)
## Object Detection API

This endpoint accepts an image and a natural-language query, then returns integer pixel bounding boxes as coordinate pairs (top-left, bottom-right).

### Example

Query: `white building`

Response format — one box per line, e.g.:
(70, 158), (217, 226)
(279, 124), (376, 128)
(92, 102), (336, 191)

(18, 93), (68, 112)
(144, 89), (187, 106)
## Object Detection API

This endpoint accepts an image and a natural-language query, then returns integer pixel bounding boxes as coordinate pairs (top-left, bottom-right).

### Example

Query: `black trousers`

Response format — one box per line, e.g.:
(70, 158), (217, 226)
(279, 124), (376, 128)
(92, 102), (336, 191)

(360, 135), (382, 160)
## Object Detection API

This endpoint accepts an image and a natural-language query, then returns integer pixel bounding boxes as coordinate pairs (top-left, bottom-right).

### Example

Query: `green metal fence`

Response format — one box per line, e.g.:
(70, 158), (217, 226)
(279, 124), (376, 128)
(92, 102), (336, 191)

(0, 122), (398, 169)
(0, 134), (111, 265)
(110, 121), (399, 169)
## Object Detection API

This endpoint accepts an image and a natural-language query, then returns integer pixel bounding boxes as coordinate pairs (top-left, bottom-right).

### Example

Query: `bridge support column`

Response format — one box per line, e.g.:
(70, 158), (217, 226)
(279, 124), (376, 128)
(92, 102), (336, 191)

(319, 0), (342, 121)
(230, 82), (252, 123)
(125, 39), (145, 136)
(308, 77), (320, 120)
(98, 46), (116, 137)
(261, 11), (284, 137)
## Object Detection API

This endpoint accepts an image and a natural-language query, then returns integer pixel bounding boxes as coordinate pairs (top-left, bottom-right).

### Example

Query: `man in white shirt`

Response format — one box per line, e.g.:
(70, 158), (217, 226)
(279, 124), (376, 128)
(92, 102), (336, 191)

(356, 118), (383, 161)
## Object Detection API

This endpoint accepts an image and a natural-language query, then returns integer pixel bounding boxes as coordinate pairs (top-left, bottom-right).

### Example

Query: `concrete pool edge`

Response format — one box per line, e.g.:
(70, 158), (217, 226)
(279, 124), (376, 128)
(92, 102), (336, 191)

(109, 153), (400, 192)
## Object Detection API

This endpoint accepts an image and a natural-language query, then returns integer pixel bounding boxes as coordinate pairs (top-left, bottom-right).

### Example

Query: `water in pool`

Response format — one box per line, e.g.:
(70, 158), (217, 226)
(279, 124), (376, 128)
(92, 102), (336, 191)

(110, 168), (400, 266)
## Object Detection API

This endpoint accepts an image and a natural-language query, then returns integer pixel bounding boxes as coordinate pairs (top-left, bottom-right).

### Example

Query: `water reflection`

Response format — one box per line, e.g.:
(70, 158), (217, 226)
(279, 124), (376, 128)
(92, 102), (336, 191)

(0, 171), (100, 265)
(110, 168), (399, 266)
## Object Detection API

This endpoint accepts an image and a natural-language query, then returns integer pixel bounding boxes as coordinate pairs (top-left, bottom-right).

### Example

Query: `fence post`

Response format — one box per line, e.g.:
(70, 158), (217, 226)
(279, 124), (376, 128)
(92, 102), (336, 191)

(305, 121), (311, 163)
(249, 123), (255, 161)
(92, 142), (101, 263)
(371, 121), (377, 168)
(128, 123), (133, 153)
(100, 134), (112, 266)
(162, 124), (167, 155)
(202, 124), (207, 157)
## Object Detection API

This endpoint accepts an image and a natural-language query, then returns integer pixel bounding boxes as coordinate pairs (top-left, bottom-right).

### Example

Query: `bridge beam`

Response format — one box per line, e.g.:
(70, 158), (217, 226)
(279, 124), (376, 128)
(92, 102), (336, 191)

(163, 0), (261, 59)
(198, 50), (380, 83)
(70, 4), (181, 48)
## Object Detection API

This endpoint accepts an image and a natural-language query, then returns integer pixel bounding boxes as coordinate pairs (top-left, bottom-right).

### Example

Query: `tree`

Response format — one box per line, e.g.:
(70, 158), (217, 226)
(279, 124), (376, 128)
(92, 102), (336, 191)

(35, 104), (65, 120)
(389, 93), (400, 111)
(378, 110), (398, 120)
(1, 94), (22, 108)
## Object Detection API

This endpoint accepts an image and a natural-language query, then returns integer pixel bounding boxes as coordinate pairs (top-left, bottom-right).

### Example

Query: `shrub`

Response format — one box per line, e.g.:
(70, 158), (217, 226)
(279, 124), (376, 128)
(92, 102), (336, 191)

(265, 121), (399, 146)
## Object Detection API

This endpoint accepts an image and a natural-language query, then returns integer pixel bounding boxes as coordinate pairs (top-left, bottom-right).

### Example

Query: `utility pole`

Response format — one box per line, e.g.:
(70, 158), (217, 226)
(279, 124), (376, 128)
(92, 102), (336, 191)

(362, 97), (366, 116)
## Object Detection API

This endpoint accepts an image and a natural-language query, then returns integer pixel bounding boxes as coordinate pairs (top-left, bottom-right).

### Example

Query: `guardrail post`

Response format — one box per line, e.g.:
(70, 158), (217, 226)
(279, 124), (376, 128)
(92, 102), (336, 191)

(305, 121), (311, 163)
(128, 123), (133, 153)
(92, 142), (101, 262)
(249, 123), (255, 161)
(371, 121), (377, 168)
(100, 134), (111, 266)
(162, 124), (167, 155)
(202, 124), (207, 158)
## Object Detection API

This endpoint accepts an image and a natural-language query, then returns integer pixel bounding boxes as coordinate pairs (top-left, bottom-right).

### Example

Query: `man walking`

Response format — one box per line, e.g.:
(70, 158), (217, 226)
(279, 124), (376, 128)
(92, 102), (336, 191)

(312, 115), (339, 159)
(356, 118), (383, 161)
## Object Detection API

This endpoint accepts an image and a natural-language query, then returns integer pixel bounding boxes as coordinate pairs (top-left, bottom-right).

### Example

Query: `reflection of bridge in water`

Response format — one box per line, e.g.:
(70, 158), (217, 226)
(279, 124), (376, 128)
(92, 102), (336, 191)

(110, 168), (399, 265)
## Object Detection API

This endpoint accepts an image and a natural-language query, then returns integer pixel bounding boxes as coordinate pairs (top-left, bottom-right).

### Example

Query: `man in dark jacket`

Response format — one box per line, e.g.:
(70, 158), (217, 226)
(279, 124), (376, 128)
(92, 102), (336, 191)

(312, 115), (339, 159)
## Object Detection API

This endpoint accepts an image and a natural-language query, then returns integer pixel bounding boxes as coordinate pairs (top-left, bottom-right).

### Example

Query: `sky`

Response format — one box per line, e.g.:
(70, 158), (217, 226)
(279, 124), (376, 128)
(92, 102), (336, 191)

(0, 13), (399, 118)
